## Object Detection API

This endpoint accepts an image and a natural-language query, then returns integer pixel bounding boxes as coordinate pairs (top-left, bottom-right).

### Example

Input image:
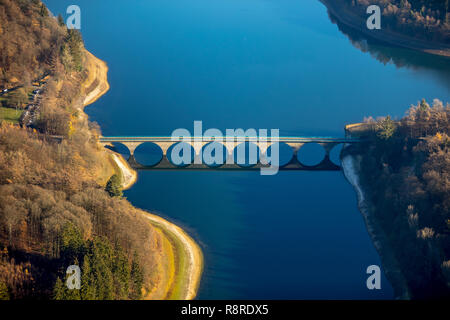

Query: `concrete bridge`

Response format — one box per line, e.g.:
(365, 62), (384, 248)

(99, 136), (360, 171)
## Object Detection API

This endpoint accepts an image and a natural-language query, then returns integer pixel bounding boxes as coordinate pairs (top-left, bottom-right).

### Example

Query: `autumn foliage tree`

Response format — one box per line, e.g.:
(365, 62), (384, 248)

(0, 124), (153, 299)
(345, 99), (450, 299)
(341, 0), (450, 43)
(0, 0), (157, 300)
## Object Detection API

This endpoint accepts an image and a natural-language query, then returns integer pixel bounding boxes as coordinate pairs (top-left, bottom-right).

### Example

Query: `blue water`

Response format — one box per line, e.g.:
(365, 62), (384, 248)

(46, 0), (449, 299)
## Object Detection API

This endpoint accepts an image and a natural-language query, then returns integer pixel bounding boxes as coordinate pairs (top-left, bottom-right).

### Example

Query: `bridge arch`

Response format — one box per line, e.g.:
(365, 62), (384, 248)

(232, 142), (260, 168)
(104, 142), (131, 158)
(297, 142), (326, 167)
(202, 142), (228, 167)
(167, 142), (195, 167)
(133, 142), (164, 167)
(98, 136), (359, 171)
(265, 142), (295, 167)
(329, 143), (344, 166)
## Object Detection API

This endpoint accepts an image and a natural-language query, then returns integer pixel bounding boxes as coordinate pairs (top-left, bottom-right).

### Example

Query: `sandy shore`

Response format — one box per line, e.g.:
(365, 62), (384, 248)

(81, 50), (137, 189)
(142, 212), (203, 300)
(83, 49), (204, 300)
(110, 153), (137, 190)
(319, 0), (450, 58)
(341, 153), (411, 299)
(82, 50), (111, 106)
(107, 154), (204, 299)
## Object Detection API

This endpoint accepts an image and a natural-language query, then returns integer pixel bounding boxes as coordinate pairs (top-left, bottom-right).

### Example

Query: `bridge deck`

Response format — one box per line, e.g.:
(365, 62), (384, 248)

(99, 136), (359, 171)
(99, 136), (359, 143)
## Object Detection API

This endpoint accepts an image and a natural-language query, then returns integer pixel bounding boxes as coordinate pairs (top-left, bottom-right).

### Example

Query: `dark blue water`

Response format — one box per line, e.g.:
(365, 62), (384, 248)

(46, 0), (450, 299)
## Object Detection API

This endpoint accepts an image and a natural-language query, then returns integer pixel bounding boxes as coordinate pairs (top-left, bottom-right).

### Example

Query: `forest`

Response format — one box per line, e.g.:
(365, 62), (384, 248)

(342, 0), (450, 43)
(345, 99), (450, 298)
(0, 0), (157, 299)
(0, 0), (79, 87)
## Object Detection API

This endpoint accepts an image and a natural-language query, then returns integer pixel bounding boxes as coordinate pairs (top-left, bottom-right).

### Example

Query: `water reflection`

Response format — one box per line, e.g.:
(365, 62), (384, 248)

(326, 12), (450, 88)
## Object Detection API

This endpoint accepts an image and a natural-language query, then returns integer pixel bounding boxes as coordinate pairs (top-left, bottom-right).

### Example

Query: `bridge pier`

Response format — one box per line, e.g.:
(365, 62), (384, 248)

(319, 142), (341, 168)
(127, 154), (140, 167)
(224, 141), (237, 164)
(157, 142), (177, 156)
(185, 141), (209, 164)
(121, 142), (143, 156)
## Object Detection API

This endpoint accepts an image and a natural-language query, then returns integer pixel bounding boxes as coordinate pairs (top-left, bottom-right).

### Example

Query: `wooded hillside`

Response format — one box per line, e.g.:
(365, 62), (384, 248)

(0, 0), (158, 299)
(345, 99), (450, 298)
(344, 0), (450, 43)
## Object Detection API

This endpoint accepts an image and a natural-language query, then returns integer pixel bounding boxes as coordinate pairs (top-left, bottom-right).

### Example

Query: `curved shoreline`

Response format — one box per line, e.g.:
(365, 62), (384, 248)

(83, 50), (111, 106)
(319, 0), (450, 58)
(110, 153), (137, 190)
(142, 211), (204, 300)
(82, 49), (203, 300)
(341, 153), (411, 299)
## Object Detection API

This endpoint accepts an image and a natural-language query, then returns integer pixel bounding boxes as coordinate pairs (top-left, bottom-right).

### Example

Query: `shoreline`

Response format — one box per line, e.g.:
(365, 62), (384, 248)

(83, 50), (111, 106)
(341, 152), (411, 299)
(142, 211), (204, 300)
(319, 0), (450, 58)
(110, 153), (137, 190)
(82, 49), (203, 300)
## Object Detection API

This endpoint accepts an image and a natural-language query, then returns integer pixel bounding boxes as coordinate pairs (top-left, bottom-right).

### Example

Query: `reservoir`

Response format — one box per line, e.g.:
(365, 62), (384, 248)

(46, 0), (450, 299)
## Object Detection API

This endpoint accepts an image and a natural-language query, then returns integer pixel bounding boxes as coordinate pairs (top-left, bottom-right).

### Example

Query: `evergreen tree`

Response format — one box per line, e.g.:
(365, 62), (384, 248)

(53, 277), (66, 300)
(88, 238), (114, 299)
(66, 30), (84, 71)
(129, 252), (144, 300)
(62, 258), (82, 300)
(113, 245), (130, 299)
(60, 223), (85, 265)
(64, 284), (81, 300)
(0, 281), (9, 300)
(39, 4), (48, 17)
(105, 174), (123, 197)
(81, 255), (96, 300)
(96, 260), (114, 300)
(57, 14), (65, 27)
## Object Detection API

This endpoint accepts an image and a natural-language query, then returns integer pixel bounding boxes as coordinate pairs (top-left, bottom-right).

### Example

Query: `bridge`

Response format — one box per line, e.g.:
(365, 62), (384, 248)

(99, 136), (360, 171)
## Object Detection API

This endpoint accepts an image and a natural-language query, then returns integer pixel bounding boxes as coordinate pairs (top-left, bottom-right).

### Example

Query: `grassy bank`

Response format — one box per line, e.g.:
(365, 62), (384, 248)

(0, 107), (22, 124)
(142, 213), (203, 300)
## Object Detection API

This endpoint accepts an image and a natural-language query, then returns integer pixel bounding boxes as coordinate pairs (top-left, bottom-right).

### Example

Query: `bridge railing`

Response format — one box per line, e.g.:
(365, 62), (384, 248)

(99, 136), (360, 143)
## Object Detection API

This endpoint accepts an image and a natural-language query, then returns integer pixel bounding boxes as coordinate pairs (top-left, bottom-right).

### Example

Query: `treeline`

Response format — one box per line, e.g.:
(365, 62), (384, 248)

(34, 25), (85, 137)
(0, 0), (85, 136)
(53, 224), (143, 300)
(343, 0), (450, 43)
(0, 0), (67, 87)
(0, 125), (156, 299)
(346, 99), (450, 298)
(0, 1), (157, 300)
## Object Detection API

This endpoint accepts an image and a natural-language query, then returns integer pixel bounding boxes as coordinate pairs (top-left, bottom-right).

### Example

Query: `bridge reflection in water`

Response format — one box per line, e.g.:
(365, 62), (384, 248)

(99, 136), (360, 171)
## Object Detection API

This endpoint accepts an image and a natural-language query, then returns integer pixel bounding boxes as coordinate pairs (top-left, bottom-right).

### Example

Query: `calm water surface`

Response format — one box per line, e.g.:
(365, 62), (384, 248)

(46, 0), (450, 299)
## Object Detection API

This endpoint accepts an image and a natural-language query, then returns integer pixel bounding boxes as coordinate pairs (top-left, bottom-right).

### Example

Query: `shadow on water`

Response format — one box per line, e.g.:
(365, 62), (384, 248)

(326, 13), (450, 88)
